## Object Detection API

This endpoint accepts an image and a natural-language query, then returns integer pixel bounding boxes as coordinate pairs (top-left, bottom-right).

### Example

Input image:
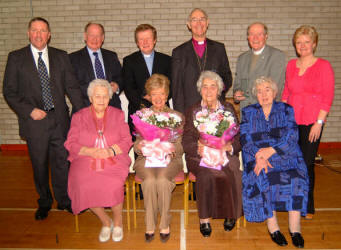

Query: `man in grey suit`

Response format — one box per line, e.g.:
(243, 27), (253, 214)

(233, 22), (286, 109)
(3, 17), (84, 220)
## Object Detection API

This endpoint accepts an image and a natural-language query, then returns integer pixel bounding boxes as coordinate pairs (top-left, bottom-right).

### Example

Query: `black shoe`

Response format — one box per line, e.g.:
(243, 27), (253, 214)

(199, 222), (212, 237)
(269, 230), (288, 246)
(290, 232), (304, 248)
(35, 206), (51, 220)
(160, 232), (170, 243)
(57, 204), (73, 214)
(145, 233), (155, 243)
(223, 218), (236, 231)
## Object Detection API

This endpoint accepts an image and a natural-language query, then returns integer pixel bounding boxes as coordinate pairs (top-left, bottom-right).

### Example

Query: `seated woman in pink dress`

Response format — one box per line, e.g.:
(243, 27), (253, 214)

(64, 79), (132, 243)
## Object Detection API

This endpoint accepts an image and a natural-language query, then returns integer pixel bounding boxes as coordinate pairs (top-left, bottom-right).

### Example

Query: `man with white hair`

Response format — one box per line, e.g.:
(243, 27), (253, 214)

(233, 22), (286, 110)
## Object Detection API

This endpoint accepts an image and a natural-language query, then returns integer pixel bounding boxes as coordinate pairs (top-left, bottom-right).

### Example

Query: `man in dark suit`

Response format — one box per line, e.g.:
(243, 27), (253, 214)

(69, 22), (122, 110)
(122, 24), (171, 136)
(171, 8), (233, 114)
(3, 17), (84, 220)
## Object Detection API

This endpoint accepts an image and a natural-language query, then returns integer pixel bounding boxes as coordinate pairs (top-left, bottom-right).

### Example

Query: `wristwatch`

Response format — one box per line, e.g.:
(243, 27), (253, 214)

(317, 119), (324, 125)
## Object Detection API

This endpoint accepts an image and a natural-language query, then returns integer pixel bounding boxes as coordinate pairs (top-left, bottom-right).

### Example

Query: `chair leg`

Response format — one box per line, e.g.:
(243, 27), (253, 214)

(132, 179), (137, 228)
(75, 214), (79, 233)
(184, 177), (189, 228)
(190, 182), (194, 201)
(136, 183), (140, 200)
(125, 179), (130, 231)
(236, 216), (247, 229)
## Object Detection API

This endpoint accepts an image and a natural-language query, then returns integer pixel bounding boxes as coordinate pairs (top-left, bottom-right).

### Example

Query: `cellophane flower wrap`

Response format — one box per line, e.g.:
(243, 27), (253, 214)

(194, 103), (239, 170)
(131, 108), (183, 167)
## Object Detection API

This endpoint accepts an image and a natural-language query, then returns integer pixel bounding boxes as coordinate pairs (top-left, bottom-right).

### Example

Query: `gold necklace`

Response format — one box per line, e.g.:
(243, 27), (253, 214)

(192, 42), (207, 72)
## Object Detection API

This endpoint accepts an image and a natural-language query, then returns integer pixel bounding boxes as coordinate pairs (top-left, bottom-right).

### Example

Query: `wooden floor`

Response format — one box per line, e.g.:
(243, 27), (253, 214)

(0, 148), (341, 250)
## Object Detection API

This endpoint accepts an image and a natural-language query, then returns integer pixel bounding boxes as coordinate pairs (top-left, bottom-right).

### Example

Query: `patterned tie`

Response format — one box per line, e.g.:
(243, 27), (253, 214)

(37, 52), (54, 110)
(93, 52), (105, 79)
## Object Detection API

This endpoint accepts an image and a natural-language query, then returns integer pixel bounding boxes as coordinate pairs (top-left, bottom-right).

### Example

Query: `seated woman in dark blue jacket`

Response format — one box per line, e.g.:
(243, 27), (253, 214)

(240, 76), (308, 248)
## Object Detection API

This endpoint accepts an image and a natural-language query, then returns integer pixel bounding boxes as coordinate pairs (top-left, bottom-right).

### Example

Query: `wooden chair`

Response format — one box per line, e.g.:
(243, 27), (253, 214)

(188, 172), (246, 228)
(132, 170), (189, 228)
(74, 178), (130, 232)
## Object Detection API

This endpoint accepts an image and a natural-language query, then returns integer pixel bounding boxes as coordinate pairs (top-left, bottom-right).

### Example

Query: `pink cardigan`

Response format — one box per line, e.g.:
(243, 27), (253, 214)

(282, 58), (334, 125)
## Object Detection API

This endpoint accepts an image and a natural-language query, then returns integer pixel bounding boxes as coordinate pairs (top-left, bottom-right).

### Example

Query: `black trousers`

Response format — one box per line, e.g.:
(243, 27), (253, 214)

(298, 124), (323, 214)
(26, 110), (70, 208)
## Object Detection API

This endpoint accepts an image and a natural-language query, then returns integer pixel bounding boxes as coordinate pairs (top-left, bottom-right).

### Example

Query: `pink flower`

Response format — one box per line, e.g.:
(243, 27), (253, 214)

(198, 123), (207, 133)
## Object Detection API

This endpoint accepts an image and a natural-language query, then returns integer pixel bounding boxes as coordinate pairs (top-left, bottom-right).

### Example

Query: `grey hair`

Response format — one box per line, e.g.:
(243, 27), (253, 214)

(247, 22), (268, 36)
(196, 71), (224, 96)
(87, 79), (113, 99)
(252, 76), (278, 97)
(188, 8), (208, 21)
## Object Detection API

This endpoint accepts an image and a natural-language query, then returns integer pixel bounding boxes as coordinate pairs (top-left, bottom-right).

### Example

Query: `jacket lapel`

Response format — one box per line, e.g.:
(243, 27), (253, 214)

(137, 51), (151, 77)
(25, 46), (45, 107)
(47, 47), (59, 103)
(82, 47), (96, 80)
(250, 45), (269, 79)
(205, 39), (217, 70)
(101, 49), (112, 80)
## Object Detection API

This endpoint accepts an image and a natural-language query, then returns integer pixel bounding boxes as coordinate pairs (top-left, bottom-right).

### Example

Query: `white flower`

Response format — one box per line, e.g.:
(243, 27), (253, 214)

(156, 114), (168, 122)
(170, 113), (182, 123)
(206, 121), (218, 134)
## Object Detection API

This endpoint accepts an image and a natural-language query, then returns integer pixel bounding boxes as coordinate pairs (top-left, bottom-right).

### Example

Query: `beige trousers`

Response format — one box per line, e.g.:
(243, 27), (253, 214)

(135, 164), (182, 232)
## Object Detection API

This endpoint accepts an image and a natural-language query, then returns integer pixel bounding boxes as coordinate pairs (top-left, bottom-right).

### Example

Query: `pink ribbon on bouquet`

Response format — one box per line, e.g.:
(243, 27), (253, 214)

(141, 139), (175, 167)
(199, 145), (229, 171)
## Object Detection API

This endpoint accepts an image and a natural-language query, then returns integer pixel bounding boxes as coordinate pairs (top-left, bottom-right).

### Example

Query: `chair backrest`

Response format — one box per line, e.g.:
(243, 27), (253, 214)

(226, 97), (240, 122)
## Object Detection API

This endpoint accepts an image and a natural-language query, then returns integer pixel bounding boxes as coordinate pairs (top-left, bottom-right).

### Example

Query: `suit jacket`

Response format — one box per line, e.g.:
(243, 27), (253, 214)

(69, 47), (123, 109)
(3, 45), (84, 139)
(122, 50), (171, 116)
(233, 45), (286, 109)
(171, 39), (233, 113)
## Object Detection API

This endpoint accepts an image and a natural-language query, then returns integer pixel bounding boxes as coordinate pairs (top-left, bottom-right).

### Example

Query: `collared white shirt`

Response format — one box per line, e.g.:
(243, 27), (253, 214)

(87, 47), (106, 78)
(252, 45), (265, 55)
(31, 44), (50, 75)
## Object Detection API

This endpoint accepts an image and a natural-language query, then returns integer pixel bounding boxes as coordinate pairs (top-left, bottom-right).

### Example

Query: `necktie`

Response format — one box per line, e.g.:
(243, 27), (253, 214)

(37, 52), (54, 110)
(93, 52), (105, 79)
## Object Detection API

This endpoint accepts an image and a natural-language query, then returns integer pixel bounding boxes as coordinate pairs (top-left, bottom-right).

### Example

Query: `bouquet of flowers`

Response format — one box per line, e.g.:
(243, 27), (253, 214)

(131, 108), (183, 167)
(194, 105), (239, 170)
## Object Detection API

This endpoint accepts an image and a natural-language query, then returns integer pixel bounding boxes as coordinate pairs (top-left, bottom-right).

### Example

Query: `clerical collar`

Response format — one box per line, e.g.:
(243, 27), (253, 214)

(192, 38), (206, 46)
(142, 50), (155, 58)
(252, 46), (265, 55)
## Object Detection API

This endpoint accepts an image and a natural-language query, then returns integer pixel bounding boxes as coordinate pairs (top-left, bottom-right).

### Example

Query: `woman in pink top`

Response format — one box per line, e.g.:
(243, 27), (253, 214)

(282, 25), (334, 219)
(65, 79), (132, 242)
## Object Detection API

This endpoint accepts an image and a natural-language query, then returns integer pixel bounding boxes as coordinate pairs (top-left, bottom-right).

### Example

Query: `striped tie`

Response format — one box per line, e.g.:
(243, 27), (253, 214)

(37, 52), (54, 110)
(93, 52), (105, 79)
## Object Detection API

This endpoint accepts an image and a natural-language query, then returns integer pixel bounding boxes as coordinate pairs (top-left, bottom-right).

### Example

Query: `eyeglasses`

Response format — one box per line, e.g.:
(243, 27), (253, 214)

(190, 17), (207, 23)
